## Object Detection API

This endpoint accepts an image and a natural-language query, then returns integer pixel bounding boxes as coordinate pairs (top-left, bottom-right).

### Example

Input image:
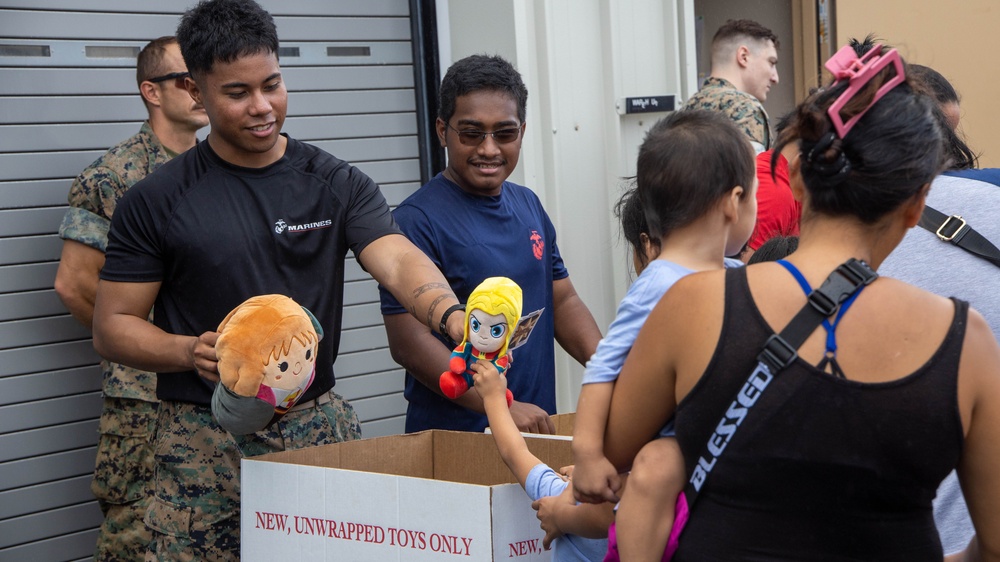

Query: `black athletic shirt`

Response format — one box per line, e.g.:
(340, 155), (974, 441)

(102, 135), (400, 405)
(673, 267), (966, 561)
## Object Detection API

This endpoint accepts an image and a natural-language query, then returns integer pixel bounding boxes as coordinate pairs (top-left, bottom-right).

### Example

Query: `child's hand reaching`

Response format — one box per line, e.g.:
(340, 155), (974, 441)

(571, 454), (622, 504)
(470, 360), (513, 407)
(470, 360), (505, 399)
(531, 481), (576, 550)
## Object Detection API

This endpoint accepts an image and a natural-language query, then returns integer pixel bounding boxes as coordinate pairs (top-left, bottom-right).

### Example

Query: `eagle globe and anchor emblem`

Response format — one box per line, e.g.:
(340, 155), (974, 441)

(274, 219), (287, 234)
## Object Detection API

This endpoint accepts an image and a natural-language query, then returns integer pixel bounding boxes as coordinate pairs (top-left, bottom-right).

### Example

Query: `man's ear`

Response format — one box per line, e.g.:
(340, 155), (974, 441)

(139, 81), (160, 107)
(736, 45), (751, 69)
(436, 117), (448, 148)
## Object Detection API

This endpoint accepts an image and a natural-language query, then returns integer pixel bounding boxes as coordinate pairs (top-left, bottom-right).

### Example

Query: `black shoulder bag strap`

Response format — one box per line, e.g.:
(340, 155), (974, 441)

(682, 258), (878, 509)
(919, 205), (1000, 269)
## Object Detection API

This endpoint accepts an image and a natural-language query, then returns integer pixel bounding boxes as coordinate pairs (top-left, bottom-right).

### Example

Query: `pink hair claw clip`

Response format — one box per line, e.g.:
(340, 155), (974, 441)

(824, 44), (906, 138)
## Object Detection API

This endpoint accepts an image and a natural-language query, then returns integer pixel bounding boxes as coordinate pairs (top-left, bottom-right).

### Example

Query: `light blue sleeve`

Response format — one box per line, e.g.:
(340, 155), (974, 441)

(524, 463), (567, 501)
(582, 290), (653, 384)
(526, 463), (611, 562)
(582, 263), (686, 385)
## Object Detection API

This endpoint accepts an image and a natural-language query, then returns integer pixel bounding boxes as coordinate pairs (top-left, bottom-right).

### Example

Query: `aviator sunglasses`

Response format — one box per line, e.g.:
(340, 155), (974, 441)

(446, 122), (522, 146)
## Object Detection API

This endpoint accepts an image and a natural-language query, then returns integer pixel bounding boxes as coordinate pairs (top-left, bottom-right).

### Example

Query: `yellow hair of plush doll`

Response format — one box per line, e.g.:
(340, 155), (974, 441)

(212, 294), (322, 435)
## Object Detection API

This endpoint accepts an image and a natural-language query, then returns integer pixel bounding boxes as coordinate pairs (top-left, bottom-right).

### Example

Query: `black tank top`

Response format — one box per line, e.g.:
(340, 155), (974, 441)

(673, 267), (966, 561)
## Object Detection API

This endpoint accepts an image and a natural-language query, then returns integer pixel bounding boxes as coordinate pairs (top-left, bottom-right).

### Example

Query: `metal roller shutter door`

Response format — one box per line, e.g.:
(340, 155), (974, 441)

(0, 1), (424, 558)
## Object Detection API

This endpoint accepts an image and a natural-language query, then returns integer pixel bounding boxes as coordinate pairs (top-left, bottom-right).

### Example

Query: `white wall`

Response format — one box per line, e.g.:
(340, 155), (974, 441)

(442, 0), (696, 412)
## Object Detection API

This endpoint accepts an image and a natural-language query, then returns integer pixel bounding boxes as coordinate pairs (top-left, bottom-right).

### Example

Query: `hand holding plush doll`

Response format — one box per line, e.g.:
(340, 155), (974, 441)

(211, 294), (323, 435)
(439, 277), (522, 407)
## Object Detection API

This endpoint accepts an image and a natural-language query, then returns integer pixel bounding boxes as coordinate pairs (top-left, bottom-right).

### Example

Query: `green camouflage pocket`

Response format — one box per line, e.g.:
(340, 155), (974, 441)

(145, 495), (193, 539)
(91, 398), (157, 504)
(145, 460), (238, 535)
(145, 493), (239, 561)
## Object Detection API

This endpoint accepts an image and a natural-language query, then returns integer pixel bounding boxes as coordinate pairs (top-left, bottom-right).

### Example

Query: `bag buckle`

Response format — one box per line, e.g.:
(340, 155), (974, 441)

(758, 334), (798, 372)
(807, 258), (877, 317)
(935, 215), (966, 242)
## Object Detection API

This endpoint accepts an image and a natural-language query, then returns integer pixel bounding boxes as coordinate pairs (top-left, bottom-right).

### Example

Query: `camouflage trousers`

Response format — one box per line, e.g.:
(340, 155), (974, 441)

(143, 390), (361, 561)
(91, 396), (159, 562)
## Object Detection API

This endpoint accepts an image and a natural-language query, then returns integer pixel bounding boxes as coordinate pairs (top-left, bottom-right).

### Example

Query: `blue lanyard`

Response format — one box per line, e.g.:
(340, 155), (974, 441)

(776, 259), (865, 377)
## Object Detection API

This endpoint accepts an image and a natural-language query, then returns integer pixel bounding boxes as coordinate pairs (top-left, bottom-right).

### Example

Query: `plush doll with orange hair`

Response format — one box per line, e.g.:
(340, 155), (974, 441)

(439, 277), (522, 407)
(211, 294), (323, 435)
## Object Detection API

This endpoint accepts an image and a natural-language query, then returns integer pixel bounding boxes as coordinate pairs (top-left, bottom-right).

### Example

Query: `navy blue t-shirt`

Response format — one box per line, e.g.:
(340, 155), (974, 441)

(102, 136), (400, 405)
(379, 173), (567, 432)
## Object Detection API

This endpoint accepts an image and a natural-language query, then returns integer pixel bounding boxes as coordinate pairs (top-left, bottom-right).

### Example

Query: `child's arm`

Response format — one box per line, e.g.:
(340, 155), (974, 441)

(571, 381), (623, 503)
(532, 480), (615, 549)
(470, 361), (540, 488)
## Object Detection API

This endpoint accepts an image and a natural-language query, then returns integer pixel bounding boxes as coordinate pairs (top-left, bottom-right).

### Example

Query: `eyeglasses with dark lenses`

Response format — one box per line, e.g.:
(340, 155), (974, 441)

(446, 123), (522, 146)
(147, 71), (190, 89)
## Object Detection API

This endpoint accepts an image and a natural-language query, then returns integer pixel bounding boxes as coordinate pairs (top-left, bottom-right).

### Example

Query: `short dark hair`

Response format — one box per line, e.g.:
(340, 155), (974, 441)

(713, 19), (779, 53)
(176, 0), (278, 77)
(637, 110), (755, 242)
(136, 36), (177, 86)
(910, 64), (958, 105)
(774, 46), (945, 224)
(438, 54), (528, 124)
(747, 235), (799, 264)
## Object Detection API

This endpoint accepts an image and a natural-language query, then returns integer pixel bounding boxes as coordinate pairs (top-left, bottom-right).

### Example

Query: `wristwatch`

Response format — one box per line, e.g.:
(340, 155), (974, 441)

(438, 303), (465, 339)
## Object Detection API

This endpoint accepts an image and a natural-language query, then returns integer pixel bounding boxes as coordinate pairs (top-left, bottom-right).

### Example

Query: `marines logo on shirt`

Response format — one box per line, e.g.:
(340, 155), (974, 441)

(274, 218), (333, 234)
(530, 230), (544, 260)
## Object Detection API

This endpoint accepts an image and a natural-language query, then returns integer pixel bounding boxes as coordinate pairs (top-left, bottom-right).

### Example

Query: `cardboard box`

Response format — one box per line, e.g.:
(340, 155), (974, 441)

(485, 412), (575, 438)
(241, 430), (573, 561)
(551, 412), (575, 436)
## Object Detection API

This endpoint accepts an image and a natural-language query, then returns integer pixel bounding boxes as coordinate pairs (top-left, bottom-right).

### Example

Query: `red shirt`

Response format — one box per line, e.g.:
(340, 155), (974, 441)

(748, 150), (802, 250)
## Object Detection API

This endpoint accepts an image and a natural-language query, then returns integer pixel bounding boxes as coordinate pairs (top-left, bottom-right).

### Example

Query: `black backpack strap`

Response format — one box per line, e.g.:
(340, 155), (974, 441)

(919, 205), (1000, 269)
(684, 258), (877, 504)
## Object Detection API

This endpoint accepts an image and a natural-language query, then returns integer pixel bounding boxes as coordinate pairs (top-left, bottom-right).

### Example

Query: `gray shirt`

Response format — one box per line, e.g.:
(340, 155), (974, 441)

(878, 170), (1000, 554)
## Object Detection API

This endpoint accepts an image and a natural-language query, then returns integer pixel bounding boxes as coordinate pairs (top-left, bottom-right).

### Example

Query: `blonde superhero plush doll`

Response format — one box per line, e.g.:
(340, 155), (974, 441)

(211, 294), (323, 435)
(439, 277), (522, 407)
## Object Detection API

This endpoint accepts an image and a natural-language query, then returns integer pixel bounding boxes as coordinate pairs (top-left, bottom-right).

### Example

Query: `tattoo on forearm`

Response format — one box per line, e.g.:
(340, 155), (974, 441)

(426, 294), (450, 330)
(412, 282), (452, 299)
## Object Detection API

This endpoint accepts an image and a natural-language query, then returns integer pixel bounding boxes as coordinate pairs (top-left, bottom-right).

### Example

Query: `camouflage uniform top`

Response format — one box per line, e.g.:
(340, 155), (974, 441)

(683, 76), (771, 153)
(58, 121), (176, 402)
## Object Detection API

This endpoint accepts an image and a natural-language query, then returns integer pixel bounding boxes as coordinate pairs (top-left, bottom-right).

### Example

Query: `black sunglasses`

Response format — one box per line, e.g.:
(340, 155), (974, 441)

(446, 123), (522, 146)
(147, 71), (190, 89)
